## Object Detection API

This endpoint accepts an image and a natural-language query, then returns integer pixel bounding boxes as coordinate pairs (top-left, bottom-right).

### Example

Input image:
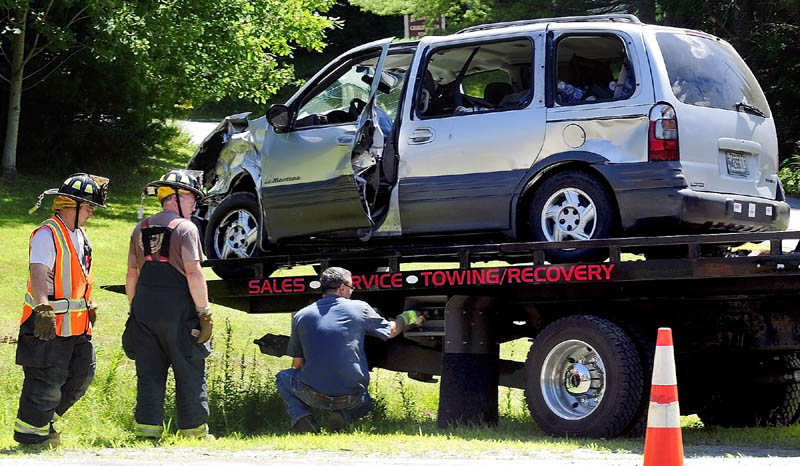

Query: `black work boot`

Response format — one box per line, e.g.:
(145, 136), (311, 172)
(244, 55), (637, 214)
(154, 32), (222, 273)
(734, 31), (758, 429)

(45, 423), (60, 445)
(14, 430), (60, 448)
(327, 411), (346, 433)
(291, 415), (320, 434)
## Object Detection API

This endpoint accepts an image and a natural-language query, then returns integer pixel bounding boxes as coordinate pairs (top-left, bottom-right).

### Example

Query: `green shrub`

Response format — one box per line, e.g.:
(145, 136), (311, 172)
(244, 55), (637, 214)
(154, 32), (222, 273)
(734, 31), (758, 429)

(207, 319), (286, 434)
(779, 146), (800, 196)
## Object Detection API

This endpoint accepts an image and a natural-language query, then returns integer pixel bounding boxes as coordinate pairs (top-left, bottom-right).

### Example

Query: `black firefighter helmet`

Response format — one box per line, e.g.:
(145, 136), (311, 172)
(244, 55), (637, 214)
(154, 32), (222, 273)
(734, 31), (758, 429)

(144, 169), (204, 200)
(29, 173), (110, 214)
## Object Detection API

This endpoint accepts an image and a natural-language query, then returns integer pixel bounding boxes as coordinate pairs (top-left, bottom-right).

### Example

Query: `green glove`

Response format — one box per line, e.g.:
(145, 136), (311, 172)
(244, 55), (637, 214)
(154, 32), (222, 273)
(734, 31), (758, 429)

(33, 303), (57, 341)
(398, 310), (423, 328)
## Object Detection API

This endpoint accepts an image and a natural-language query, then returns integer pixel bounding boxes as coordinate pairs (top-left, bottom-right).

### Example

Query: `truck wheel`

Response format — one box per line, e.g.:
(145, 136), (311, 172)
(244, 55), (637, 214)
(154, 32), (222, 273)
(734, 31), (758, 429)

(618, 323), (655, 437)
(524, 315), (643, 438)
(204, 192), (272, 279)
(529, 170), (616, 263)
(697, 352), (800, 427)
(790, 352), (800, 425)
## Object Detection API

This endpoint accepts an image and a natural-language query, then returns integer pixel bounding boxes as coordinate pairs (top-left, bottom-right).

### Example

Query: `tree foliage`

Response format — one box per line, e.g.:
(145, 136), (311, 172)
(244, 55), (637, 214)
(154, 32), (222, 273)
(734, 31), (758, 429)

(349, 0), (655, 31)
(1, 0), (336, 173)
(1, 0), (100, 174)
(349, 0), (800, 158)
(97, 0), (335, 111)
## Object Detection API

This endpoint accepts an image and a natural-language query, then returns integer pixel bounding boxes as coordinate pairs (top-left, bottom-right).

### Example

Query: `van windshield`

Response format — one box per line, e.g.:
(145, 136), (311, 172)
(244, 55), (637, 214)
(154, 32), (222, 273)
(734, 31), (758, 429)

(656, 32), (770, 118)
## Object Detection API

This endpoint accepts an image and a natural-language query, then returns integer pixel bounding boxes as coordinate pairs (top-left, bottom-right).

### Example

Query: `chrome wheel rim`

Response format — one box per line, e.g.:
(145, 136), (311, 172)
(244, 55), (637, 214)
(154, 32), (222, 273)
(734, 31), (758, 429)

(540, 339), (606, 420)
(213, 208), (258, 259)
(540, 187), (597, 242)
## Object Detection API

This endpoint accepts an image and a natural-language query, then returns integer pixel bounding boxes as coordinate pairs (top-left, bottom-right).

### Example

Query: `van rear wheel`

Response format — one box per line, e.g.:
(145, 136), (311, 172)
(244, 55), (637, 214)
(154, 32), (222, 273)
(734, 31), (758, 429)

(529, 170), (616, 263)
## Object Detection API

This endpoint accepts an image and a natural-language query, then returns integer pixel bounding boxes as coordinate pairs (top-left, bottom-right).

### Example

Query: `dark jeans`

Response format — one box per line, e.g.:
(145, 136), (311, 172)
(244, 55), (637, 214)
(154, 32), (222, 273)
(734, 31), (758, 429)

(275, 368), (372, 427)
(14, 324), (96, 444)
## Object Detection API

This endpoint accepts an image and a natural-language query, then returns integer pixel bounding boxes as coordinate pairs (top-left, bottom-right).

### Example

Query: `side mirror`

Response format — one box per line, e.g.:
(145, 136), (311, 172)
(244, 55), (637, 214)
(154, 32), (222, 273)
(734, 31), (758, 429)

(267, 104), (291, 132)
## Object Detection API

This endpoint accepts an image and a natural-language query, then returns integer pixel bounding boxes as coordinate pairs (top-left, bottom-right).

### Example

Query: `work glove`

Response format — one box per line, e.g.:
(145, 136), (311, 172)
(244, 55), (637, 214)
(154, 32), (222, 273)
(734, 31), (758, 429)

(196, 313), (213, 344)
(33, 303), (57, 341)
(88, 302), (97, 328)
(398, 310), (424, 329)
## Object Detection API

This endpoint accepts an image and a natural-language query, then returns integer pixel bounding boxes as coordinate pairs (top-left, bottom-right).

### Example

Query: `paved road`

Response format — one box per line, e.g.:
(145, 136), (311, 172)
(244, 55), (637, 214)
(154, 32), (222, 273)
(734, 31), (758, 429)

(2, 446), (799, 466)
(778, 195), (800, 251)
(787, 196), (800, 229)
(177, 120), (219, 146)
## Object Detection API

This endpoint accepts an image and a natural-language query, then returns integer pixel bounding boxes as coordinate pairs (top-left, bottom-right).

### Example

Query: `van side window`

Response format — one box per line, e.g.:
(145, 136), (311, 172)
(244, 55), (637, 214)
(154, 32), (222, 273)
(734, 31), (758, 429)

(417, 38), (533, 118)
(555, 35), (634, 105)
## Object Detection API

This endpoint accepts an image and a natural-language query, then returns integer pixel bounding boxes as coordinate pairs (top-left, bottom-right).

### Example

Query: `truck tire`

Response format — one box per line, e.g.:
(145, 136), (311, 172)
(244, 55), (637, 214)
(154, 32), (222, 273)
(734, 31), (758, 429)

(204, 192), (273, 279)
(697, 352), (800, 427)
(618, 323), (655, 437)
(529, 170), (617, 263)
(524, 315), (644, 438)
(790, 352), (800, 425)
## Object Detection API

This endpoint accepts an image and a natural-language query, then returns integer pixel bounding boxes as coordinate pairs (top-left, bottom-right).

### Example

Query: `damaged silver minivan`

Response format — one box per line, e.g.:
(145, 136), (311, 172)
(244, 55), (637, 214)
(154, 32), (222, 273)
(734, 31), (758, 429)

(188, 14), (790, 277)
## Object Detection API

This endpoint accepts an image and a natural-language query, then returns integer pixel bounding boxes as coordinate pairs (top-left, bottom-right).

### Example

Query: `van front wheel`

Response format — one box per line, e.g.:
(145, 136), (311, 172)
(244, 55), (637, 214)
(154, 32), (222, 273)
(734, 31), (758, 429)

(204, 192), (273, 279)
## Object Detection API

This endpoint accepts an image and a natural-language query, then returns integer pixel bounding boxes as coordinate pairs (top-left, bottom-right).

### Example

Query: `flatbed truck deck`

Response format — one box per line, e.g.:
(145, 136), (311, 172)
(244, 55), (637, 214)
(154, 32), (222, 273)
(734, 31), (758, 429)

(200, 231), (800, 437)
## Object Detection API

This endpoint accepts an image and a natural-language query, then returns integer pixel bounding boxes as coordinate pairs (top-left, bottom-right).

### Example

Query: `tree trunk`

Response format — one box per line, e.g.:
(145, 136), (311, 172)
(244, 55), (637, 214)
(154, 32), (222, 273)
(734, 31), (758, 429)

(2, 8), (28, 177)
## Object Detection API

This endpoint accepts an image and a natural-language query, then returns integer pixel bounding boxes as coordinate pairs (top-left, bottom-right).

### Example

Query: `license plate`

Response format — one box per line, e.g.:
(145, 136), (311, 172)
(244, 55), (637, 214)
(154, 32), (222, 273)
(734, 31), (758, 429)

(726, 152), (750, 177)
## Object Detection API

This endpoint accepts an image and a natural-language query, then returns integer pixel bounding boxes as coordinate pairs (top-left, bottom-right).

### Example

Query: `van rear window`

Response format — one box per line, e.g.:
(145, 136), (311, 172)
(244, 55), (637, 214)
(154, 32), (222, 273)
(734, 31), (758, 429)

(656, 32), (770, 117)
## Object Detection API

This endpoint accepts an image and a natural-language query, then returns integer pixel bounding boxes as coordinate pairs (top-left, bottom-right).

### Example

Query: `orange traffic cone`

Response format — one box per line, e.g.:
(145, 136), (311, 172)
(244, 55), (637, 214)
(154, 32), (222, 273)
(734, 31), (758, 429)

(643, 327), (684, 466)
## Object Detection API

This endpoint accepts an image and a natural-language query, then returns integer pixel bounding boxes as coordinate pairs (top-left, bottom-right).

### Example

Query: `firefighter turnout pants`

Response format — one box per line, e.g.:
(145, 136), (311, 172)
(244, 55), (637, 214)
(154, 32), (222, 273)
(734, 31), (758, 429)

(123, 262), (210, 436)
(14, 319), (96, 444)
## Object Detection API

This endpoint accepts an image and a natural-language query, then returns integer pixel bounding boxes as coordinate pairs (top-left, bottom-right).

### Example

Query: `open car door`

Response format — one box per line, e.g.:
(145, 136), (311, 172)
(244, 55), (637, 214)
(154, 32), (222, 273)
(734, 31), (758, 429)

(260, 38), (393, 241)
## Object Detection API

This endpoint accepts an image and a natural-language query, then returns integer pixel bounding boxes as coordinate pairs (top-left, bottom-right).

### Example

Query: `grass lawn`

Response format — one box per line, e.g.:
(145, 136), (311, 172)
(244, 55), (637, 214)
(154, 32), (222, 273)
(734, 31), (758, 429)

(0, 130), (798, 456)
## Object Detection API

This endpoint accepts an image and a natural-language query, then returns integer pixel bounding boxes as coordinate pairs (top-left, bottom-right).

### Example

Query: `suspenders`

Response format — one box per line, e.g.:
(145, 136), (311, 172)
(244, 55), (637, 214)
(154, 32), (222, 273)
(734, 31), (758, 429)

(141, 218), (175, 263)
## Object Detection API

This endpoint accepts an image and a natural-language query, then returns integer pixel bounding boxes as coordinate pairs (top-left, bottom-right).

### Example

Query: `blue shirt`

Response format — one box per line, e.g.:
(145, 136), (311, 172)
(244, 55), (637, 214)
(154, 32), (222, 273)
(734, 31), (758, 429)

(287, 295), (392, 395)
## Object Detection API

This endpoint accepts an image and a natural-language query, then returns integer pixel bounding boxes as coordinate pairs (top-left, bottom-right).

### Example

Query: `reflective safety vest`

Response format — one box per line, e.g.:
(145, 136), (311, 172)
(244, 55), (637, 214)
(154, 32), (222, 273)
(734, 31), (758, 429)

(21, 216), (93, 337)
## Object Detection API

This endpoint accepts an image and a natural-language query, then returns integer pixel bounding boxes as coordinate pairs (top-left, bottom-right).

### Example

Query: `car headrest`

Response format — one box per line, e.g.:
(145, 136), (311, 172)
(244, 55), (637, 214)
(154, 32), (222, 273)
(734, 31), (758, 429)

(422, 70), (437, 93)
(484, 82), (514, 107)
(419, 70), (438, 115)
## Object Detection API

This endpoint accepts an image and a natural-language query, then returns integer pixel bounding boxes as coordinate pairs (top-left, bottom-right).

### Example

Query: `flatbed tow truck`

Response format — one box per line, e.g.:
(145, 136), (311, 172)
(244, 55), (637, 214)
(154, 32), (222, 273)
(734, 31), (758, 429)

(199, 231), (800, 438)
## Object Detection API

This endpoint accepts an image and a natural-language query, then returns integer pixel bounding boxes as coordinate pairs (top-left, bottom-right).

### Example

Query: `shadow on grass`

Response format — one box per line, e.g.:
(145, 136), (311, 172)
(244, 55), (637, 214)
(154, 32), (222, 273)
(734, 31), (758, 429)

(0, 131), (196, 227)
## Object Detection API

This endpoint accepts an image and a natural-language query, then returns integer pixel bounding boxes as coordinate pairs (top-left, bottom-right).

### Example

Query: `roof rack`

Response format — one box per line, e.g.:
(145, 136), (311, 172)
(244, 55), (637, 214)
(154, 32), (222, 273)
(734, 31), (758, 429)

(456, 14), (642, 34)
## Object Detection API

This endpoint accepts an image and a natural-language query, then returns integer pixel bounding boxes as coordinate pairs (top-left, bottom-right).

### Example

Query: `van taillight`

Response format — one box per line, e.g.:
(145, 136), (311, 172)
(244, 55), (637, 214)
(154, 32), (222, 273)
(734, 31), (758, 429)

(648, 103), (679, 161)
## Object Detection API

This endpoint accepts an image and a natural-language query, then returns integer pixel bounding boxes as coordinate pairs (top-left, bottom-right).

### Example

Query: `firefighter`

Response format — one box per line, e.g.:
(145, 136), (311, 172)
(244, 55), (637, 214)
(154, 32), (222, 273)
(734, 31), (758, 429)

(123, 169), (214, 440)
(14, 173), (109, 446)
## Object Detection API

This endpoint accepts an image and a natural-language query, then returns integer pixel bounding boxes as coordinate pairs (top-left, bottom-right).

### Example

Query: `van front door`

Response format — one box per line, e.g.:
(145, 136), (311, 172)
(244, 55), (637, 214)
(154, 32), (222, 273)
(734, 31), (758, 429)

(260, 39), (393, 241)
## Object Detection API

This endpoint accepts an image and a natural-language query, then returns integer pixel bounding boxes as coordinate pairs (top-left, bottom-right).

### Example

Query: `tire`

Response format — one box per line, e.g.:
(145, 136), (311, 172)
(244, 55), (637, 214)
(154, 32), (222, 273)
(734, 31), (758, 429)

(697, 352), (800, 427)
(524, 315), (644, 438)
(790, 352), (800, 425)
(204, 192), (272, 279)
(617, 323), (655, 437)
(529, 170), (617, 263)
